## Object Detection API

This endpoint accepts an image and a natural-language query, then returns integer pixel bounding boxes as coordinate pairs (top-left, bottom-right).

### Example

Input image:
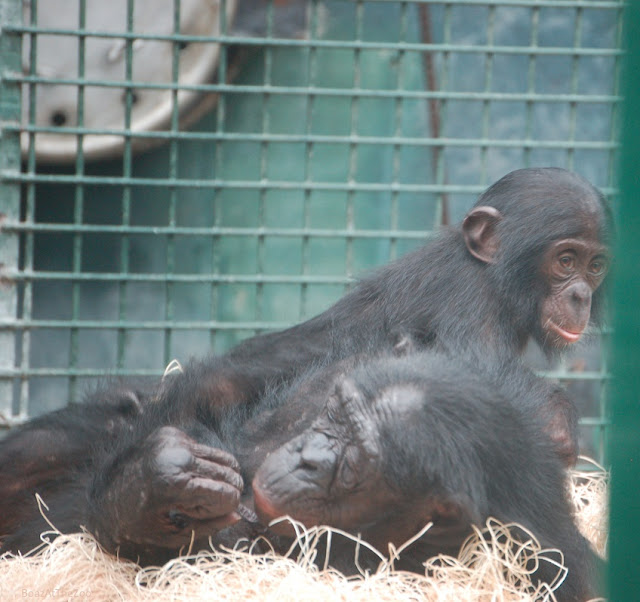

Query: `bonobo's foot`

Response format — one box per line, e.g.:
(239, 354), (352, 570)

(90, 426), (244, 552)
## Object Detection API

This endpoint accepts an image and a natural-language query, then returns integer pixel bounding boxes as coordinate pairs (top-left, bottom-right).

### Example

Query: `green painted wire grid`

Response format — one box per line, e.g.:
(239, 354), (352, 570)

(0, 0), (623, 469)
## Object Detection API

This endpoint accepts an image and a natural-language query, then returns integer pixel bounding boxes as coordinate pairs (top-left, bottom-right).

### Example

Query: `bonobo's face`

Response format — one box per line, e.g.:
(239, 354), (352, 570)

(538, 234), (609, 349)
(252, 377), (428, 547)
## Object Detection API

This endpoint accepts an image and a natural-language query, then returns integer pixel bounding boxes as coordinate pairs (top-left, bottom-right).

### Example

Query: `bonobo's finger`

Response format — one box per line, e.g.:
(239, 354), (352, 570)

(162, 511), (242, 546)
(190, 456), (244, 491)
(196, 511), (242, 533)
(180, 478), (242, 519)
(190, 441), (241, 472)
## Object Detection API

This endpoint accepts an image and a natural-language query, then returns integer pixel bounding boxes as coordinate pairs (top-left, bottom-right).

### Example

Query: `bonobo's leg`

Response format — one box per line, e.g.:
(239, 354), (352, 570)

(87, 426), (243, 564)
(0, 387), (143, 537)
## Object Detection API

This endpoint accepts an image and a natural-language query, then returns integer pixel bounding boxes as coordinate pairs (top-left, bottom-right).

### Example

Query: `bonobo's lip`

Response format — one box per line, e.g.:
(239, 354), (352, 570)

(252, 479), (296, 536)
(251, 480), (277, 521)
(548, 320), (583, 344)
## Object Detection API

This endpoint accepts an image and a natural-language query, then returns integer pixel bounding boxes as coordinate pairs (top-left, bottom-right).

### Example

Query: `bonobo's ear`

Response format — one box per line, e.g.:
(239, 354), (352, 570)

(372, 494), (472, 551)
(364, 495), (470, 551)
(462, 206), (503, 264)
(427, 497), (468, 526)
(335, 378), (363, 406)
(391, 332), (415, 357)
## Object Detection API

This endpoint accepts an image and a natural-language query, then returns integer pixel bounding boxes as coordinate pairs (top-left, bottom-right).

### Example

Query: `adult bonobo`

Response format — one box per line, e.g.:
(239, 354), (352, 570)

(251, 352), (603, 601)
(1, 351), (602, 601)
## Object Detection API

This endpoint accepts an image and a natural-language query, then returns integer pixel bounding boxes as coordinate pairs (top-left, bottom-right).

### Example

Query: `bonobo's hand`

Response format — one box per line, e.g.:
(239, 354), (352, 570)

(93, 426), (243, 551)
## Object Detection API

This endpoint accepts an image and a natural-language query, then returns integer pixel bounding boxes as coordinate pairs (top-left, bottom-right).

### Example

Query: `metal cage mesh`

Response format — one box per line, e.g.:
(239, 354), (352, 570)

(0, 0), (623, 464)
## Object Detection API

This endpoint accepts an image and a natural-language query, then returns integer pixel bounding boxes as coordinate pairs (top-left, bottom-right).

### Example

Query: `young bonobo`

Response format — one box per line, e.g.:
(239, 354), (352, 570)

(150, 167), (613, 465)
(0, 350), (597, 601)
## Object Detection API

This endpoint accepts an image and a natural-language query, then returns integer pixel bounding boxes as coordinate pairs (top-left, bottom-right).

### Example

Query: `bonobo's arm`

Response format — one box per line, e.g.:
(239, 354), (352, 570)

(160, 313), (340, 417)
(87, 426), (243, 564)
(482, 357), (579, 466)
(512, 368), (579, 466)
(543, 385), (579, 466)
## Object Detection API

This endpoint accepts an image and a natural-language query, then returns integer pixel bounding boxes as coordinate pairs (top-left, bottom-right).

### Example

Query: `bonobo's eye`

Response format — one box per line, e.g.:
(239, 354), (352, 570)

(326, 381), (357, 426)
(337, 449), (359, 491)
(557, 252), (576, 272)
(325, 396), (343, 425)
(588, 256), (608, 277)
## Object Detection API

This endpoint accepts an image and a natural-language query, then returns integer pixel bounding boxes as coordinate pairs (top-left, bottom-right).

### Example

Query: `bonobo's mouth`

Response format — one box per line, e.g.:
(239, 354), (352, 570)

(252, 479), (297, 536)
(547, 320), (583, 344)
(251, 480), (277, 521)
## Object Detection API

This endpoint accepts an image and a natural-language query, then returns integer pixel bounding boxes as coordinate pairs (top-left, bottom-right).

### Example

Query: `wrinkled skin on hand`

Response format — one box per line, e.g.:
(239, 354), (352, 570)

(89, 426), (244, 552)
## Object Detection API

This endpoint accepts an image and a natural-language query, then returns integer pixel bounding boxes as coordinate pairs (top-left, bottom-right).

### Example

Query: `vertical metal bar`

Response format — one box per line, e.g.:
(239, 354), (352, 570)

(69, 0), (88, 402)
(608, 3), (640, 597)
(164, 0), (182, 364)
(524, 4), (539, 168)
(345, 0), (364, 282)
(608, 6), (625, 187)
(479, 4), (495, 184)
(433, 3), (451, 228)
(418, 3), (446, 226)
(18, 0), (37, 418)
(301, 0), (318, 321)
(0, 0), (22, 420)
(117, 0), (136, 370)
(566, 6), (583, 171)
(600, 4), (625, 465)
(210, 0), (228, 351)
(389, 2), (408, 261)
(255, 0), (275, 334)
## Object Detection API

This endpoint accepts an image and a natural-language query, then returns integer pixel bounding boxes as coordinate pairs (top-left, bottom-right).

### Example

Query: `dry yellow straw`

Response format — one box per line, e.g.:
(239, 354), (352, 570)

(0, 462), (607, 602)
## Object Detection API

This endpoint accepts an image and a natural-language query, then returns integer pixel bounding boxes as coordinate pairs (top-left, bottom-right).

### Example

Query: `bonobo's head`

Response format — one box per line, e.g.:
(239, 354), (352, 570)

(252, 354), (485, 554)
(461, 167), (612, 355)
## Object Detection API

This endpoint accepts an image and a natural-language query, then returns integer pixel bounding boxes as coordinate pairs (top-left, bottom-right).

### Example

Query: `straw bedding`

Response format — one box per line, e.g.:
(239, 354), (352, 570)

(0, 460), (607, 602)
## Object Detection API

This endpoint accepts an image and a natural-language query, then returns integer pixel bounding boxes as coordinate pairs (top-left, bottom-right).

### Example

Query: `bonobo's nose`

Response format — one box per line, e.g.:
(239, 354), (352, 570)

(570, 281), (592, 311)
(296, 432), (336, 488)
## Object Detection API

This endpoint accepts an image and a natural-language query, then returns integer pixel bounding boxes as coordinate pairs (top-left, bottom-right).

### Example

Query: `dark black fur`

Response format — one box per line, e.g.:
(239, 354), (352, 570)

(0, 170), (610, 483)
(365, 354), (603, 601)
(130, 168), (607, 473)
(0, 386), (143, 540)
(0, 169), (609, 597)
(1, 351), (602, 601)
(156, 168), (612, 426)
